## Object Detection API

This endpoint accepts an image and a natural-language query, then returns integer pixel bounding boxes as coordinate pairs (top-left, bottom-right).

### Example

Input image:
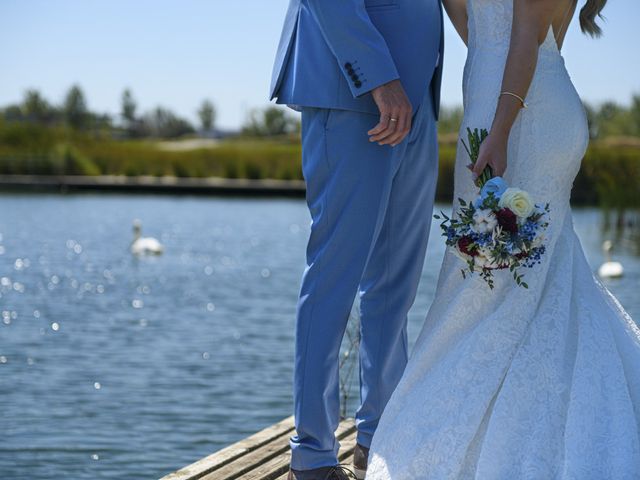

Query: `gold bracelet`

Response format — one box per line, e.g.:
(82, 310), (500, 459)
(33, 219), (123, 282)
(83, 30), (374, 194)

(500, 91), (528, 109)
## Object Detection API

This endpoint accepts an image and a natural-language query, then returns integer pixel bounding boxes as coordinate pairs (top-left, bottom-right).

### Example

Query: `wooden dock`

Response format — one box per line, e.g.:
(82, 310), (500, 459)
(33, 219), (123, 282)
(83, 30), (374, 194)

(160, 416), (357, 480)
(0, 174), (306, 197)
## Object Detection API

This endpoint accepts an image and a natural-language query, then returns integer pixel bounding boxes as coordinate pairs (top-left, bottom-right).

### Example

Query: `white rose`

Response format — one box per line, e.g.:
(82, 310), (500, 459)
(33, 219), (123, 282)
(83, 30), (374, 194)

(474, 254), (492, 269)
(471, 209), (498, 234)
(474, 247), (497, 269)
(498, 188), (535, 218)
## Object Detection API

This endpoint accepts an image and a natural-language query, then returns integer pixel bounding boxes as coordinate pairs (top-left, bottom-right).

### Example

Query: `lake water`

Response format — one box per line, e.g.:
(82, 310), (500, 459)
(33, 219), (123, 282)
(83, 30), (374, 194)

(1, 194), (638, 479)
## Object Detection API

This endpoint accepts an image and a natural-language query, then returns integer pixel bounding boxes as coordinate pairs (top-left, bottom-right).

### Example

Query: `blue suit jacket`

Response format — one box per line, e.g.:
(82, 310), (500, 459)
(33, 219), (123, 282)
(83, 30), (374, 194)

(269, 0), (444, 119)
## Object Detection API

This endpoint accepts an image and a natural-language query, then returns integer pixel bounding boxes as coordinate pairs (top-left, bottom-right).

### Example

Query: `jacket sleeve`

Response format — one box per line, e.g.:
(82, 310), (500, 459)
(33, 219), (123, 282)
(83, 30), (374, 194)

(305, 0), (399, 98)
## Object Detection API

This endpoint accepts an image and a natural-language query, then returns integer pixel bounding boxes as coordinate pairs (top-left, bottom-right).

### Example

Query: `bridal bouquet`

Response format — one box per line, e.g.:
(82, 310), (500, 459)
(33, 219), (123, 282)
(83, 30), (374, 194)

(435, 128), (549, 289)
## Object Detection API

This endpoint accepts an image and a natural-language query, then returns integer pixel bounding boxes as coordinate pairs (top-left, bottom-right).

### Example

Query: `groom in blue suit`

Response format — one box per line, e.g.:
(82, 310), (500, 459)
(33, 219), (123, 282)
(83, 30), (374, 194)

(270, 1), (443, 478)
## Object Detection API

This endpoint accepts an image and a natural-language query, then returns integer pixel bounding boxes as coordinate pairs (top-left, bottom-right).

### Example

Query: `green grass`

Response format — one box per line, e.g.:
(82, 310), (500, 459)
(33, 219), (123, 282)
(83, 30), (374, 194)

(0, 119), (638, 207)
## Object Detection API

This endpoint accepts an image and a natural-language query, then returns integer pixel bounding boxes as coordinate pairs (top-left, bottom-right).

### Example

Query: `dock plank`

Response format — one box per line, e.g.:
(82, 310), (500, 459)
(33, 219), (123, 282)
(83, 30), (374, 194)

(161, 416), (295, 480)
(160, 417), (357, 480)
(0, 174), (306, 197)
(202, 428), (293, 479)
(273, 429), (358, 480)
(222, 420), (355, 480)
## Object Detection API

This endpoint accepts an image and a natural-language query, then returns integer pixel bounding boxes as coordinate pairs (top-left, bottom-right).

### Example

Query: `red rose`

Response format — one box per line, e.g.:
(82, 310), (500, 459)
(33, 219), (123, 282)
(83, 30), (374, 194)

(458, 236), (478, 256)
(496, 208), (518, 233)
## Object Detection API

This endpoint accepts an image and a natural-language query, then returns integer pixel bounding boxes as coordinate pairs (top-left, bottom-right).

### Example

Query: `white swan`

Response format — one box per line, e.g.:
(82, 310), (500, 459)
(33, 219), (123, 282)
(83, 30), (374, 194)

(130, 219), (164, 256)
(598, 240), (623, 278)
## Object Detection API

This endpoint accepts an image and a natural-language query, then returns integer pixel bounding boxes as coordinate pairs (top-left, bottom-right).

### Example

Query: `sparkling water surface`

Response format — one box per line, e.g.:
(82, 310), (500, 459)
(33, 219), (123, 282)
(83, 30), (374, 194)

(0, 193), (638, 479)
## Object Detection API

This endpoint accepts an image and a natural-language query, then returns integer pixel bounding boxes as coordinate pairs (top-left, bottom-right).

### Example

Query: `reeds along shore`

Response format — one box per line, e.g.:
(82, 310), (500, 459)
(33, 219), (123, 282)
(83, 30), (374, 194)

(0, 120), (638, 209)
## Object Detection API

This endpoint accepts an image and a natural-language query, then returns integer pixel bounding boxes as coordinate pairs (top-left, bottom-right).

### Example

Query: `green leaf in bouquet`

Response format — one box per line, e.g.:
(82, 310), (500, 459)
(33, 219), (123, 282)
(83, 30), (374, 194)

(461, 127), (493, 188)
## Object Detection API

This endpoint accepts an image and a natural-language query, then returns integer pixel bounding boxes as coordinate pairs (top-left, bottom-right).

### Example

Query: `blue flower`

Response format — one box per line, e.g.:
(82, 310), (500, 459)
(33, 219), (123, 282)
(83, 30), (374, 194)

(478, 177), (508, 205)
(475, 233), (493, 247)
(506, 242), (520, 254)
(520, 220), (538, 241)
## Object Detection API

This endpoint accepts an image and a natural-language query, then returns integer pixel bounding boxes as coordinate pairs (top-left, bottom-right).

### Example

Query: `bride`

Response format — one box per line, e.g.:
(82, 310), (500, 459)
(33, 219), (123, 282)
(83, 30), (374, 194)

(365, 0), (640, 478)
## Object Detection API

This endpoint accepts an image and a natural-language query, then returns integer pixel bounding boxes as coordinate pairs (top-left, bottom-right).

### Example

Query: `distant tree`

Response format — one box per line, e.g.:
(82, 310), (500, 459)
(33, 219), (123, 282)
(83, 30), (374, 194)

(598, 101), (623, 121)
(2, 105), (23, 122)
(120, 88), (141, 137)
(63, 84), (89, 129)
(263, 107), (291, 136)
(22, 89), (52, 124)
(91, 112), (114, 131)
(631, 94), (640, 136)
(140, 106), (195, 138)
(242, 106), (298, 137)
(121, 88), (137, 125)
(437, 106), (464, 135)
(583, 102), (599, 139)
(198, 99), (216, 132)
(595, 101), (634, 138)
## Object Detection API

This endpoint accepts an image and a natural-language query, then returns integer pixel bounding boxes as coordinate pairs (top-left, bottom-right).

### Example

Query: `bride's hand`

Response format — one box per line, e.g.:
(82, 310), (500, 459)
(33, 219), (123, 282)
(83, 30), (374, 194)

(471, 132), (508, 181)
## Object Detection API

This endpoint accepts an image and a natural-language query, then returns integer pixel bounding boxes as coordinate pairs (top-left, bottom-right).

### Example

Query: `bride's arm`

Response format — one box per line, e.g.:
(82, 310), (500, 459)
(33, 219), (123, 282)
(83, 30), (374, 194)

(442, 0), (468, 45)
(472, 0), (563, 179)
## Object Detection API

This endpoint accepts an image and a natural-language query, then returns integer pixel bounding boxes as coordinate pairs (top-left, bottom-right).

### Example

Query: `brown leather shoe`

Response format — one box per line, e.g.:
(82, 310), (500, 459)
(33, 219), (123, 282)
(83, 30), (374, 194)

(353, 443), (369, 480)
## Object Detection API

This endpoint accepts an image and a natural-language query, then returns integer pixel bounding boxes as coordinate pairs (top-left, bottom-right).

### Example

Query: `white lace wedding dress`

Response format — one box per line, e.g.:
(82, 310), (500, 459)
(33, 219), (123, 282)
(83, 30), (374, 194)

(365, 1), (640, 478)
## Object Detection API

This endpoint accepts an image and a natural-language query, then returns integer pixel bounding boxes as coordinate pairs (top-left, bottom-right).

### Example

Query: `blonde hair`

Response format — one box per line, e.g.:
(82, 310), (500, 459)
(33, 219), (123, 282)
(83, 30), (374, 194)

(580, 0), (607, 37)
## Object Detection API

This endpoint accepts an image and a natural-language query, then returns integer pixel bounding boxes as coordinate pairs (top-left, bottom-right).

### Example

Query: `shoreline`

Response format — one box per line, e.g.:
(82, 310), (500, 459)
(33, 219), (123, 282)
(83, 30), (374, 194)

(1, 175), (638, 212)
(0, 174), (306, 197)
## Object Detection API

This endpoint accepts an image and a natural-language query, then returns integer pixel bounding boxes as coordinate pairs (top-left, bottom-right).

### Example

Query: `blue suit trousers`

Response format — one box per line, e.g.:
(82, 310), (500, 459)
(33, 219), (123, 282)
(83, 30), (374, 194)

(290, 86), (439, 470)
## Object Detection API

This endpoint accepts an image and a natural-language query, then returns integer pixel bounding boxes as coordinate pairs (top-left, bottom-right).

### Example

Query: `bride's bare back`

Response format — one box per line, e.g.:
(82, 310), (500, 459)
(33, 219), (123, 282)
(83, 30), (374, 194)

(443, 0), (577, 49)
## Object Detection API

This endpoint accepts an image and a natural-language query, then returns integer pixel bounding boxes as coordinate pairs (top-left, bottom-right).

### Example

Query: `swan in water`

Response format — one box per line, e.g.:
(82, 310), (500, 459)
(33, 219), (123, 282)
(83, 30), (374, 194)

(131, 219), (164, 256)
(598, 240), (623, 279)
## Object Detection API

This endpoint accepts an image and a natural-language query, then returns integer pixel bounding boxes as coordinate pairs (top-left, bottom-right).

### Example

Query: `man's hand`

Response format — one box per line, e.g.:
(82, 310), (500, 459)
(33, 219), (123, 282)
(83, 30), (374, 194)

(367, 79), (412, 147)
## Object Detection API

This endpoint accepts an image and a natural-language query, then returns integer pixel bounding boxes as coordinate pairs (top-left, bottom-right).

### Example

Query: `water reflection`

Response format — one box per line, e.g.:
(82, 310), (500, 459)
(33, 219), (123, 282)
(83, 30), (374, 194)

(0, 194), (637, 480)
